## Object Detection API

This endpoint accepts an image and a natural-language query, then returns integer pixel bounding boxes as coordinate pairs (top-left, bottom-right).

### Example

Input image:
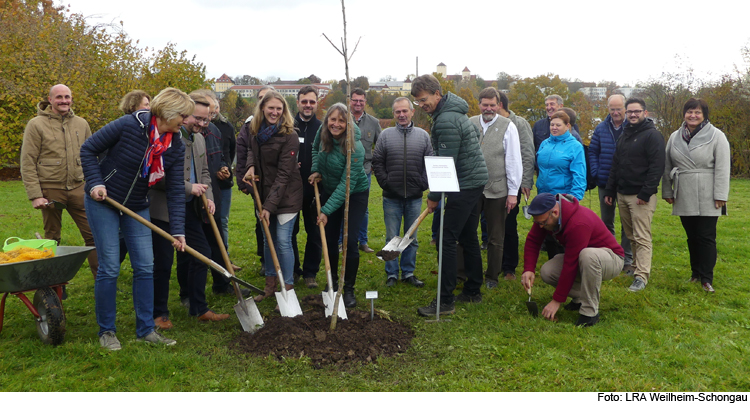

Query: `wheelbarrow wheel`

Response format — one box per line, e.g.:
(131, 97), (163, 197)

(33, 287), (66, 345)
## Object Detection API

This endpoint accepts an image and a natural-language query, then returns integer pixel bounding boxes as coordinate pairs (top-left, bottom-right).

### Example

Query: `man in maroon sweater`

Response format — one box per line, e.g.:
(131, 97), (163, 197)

(521, 193), (624, 326)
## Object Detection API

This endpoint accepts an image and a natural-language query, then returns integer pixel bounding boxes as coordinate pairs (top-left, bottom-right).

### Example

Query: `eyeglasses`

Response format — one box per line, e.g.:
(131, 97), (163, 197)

(300, 100), (317, 105)
(626, 109), (644, 116)
(412, 97), (429, 106)
(192, 115), (209, 124)
(533, 213), (552, 228)
(350, 99), (365, 104)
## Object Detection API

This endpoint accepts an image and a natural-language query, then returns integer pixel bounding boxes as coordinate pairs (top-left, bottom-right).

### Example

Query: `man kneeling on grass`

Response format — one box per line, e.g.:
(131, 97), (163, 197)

(521, 193), (624, 326)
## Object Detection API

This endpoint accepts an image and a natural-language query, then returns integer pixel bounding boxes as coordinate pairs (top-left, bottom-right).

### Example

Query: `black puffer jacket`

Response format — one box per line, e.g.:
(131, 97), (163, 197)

(80, 111), (186, 235)
(372, 122), (433, 200)
(604, 117), (665, 201)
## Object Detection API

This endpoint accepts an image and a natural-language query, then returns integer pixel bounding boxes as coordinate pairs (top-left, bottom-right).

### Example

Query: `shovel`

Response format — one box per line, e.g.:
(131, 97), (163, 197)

(522, 195), (531, 220)
(526, 286), (539, 318)
(377, 208), (430, 262)
(45, 200), (67, 210)
(250, 178), (303, 318)
(313, 182), (347, 319)
(201, 195), (264, 333)
(103, 197), (266, 296)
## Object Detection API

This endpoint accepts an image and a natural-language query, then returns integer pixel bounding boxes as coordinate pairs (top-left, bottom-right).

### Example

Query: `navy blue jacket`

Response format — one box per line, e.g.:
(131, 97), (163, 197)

(588, 114), (625, 188)
(80, 111), (186, 235)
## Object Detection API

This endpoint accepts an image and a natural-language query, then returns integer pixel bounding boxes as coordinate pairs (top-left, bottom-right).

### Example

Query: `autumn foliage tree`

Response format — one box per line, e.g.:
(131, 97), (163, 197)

(0, 0), (210, 166)
(508, 74), (570, 122)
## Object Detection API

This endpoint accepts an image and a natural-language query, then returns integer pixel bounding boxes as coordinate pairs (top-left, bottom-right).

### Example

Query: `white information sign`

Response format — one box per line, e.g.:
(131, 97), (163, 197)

(365, 291), (378, 299)
(424, 156), (460, 193)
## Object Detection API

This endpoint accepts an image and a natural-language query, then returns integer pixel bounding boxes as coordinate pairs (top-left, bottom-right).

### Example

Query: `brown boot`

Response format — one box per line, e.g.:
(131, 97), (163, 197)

(254, 276), (277, 302)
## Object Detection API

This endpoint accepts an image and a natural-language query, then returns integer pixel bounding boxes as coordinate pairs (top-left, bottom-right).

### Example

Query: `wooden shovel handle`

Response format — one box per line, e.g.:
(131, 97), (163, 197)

(404, 207), (430, 238)
(104, 196), (221, 274)
(313, 182), (332, 273)
(201, 194), (245, 302)
(250, 178), (287, 296)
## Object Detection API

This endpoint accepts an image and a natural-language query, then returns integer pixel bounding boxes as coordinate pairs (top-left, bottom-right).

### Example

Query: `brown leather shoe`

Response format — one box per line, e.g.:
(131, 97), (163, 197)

(504, 273), (517, 281)
(154, 316), (173, 330)
(231, 263), (242, 272)
(197, 310), (230, 322)
(359, 244), (374, 253)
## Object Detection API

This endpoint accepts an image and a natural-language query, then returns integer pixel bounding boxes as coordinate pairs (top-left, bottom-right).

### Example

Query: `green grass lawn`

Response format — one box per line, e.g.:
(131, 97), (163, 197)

(0, 178), (749, 392)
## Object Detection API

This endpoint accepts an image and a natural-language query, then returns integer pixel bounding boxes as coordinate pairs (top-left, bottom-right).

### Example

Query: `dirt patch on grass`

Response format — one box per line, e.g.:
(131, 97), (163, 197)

(0, 167), (21, 181)
(232, 294), (414, 367)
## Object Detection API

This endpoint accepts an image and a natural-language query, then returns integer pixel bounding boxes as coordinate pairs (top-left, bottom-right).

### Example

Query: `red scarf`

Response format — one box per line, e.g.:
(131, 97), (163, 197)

(142, 116), (173, 186)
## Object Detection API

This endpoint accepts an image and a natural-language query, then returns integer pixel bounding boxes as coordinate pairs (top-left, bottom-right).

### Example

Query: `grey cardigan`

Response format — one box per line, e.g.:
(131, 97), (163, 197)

(149, 131), (213, 222)
(662, 122), (730, 216)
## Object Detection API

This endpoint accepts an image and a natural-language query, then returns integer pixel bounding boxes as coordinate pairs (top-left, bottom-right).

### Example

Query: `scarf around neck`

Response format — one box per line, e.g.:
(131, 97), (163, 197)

(682, 120), (709, 143)
(256, 121), (280, 145)
(142, 115), (173, 186)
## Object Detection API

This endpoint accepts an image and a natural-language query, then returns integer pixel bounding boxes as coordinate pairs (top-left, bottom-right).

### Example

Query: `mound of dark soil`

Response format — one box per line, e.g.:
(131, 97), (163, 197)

(232, 294), (414, 367)
(0, 167), (21, 181)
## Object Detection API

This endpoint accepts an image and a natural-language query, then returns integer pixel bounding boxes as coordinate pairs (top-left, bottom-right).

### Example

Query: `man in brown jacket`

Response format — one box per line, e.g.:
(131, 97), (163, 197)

(20, 84), (98, 280)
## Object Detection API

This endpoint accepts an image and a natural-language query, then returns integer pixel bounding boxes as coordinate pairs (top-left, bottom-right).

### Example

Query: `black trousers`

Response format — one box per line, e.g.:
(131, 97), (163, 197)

(176, 201), (212, 317)
(680, 216), (718, 284)
(501, 188), (521, 274)
(322, 189), (368, 292)
(292, 182), (322, 278)
(436, 187), (484, 302)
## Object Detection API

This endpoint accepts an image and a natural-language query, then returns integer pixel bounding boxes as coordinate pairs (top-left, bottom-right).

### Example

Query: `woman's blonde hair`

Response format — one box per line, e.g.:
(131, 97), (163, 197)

(320, 103), (354, 154)
(250, 90), (295, 136)
(150, 88), (194, 123)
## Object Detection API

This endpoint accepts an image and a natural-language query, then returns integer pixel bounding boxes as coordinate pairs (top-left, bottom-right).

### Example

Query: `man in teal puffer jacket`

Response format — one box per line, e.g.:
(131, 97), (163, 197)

(411, 74), (489, 317)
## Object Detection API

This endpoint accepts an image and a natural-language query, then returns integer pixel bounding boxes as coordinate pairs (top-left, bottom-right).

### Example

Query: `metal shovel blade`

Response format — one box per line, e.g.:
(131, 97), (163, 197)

(377, 236), (402, 261)
(526, 295), (539, 317)
(322, 289), (348, 319)
(46, 200), (67, 210)
(522, 195), (531, 219)
(234, 297), (264, 333)
(276, 288), (303, 317)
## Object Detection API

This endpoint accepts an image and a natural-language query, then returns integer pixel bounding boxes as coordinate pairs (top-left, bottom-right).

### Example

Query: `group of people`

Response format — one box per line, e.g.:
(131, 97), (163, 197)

(404, 74), (729, 326)
(19, 75), (730, 350)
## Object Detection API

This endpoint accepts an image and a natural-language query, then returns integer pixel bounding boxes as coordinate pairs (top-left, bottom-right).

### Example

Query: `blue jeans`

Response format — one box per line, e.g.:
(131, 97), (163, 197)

(263, 214), (298, 285)
(219, 187), (232, 249)
(383, 197), (422, 279)
(340, 171), (371, 245)
(85, 195), (155, 338)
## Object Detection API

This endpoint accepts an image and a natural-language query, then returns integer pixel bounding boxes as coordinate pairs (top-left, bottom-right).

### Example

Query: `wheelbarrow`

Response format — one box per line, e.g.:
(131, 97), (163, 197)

(0, 246), (94, 345)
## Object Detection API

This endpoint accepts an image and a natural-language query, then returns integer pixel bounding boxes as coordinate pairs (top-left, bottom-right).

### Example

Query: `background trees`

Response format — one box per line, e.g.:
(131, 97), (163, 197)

(0, 0), (209, 166)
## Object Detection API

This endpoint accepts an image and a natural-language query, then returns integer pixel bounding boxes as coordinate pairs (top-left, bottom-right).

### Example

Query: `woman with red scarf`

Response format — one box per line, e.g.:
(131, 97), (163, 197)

(81, 87), (193, 351)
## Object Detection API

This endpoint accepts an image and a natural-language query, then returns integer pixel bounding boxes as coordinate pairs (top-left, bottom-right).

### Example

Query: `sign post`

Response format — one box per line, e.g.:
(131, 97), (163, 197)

(423, 156), (459, 322)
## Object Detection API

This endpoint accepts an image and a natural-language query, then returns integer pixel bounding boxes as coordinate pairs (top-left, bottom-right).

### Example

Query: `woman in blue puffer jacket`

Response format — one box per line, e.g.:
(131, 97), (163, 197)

(536, 110), (587, 200)
(535, 110), (587, 258)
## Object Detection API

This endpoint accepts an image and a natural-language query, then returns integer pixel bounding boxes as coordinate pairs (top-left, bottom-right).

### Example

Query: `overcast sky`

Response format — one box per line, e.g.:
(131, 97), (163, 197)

(67, 0), (749, 87)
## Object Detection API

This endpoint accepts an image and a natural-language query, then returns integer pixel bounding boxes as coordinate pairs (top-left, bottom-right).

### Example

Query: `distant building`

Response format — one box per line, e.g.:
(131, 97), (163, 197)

(228, 83), (332, 99)
(368, 77), (412, 96)
(214, 74), (234, 94)
(436, 62), (447, 77)
(438, 63), (477, 84)
(615, 87), (643, 99)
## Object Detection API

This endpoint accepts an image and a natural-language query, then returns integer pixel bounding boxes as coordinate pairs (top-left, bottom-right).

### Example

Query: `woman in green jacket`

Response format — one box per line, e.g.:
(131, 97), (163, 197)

(309, 103), (368, 308)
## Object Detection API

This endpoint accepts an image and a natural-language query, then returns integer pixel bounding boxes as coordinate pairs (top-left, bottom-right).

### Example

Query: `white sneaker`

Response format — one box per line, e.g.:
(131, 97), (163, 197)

(99, 331), (121, 351)
(137, 330), (177, 346)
